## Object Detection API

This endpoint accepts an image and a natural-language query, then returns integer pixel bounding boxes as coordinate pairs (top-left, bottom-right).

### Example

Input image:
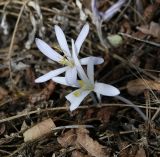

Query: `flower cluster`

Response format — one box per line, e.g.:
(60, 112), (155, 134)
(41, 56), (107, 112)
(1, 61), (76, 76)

(35, 23), (120, 111)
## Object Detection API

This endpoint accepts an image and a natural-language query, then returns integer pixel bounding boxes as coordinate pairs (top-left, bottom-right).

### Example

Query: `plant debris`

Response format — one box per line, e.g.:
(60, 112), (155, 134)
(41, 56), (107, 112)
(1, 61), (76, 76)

(0, 0), (160, 156)
(23, 118), (55, 142)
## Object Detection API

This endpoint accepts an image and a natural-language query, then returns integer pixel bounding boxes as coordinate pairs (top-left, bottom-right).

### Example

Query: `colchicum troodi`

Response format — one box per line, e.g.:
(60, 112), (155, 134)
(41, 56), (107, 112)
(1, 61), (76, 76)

(35, 23), (120, 111)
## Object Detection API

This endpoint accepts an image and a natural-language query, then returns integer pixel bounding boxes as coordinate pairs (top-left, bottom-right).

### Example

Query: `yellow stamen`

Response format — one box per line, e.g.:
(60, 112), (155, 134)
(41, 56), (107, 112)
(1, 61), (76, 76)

(66, 59), (74, 67)
(59, 57), (67, 65)
(59, 57), (74, 67)
(78, 80), (94, 91)
(73, 81), (94, 98)
(78, 80), (84, 87)
(73, 90), (81, 97)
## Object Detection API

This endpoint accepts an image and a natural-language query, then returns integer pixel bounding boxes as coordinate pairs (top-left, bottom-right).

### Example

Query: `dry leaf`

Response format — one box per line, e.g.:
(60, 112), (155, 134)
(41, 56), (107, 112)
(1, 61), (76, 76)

(76, 128), (109, 157)
(126, 79), (160, 96)
(135, 147), (146, 157)
(57, 129), (77, 148)
(143, 3), (159, 22)
(23, 118), (56, 142)
(137, 22), (160, 39)
(57, 128), (110, 157)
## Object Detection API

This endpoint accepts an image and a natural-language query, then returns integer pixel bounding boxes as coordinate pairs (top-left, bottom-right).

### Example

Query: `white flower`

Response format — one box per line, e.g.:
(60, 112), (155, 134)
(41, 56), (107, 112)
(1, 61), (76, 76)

(91, 0), (126, 23)
(35, 23), (104, 85)
(52, 40), (120, 111)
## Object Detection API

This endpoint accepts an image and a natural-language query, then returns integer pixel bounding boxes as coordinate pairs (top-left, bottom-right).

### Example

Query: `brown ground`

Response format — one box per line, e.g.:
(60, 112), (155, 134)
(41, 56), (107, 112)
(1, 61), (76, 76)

(0, 0), (160, 157)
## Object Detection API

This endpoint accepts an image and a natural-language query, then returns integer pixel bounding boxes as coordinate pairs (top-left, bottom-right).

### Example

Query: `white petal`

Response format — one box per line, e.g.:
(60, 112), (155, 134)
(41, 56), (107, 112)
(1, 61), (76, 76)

(65, 67), (78, 86)
(54, 25), (71, 57)
(91, 0), (99, 17)
(91, 0), (101, 24)
(35, 67), (68, 83)
(52, 76), (78, 87)
(103, 0), (126, 22)
(66, 89), (90, 111)
(71, 39), (89, 83)
(35, 38), (62, 62)
(80, 56), (104, 65)
(87, 59), (94, 84)
(94, 82), (120, 96)
(75, 23), (89, 54)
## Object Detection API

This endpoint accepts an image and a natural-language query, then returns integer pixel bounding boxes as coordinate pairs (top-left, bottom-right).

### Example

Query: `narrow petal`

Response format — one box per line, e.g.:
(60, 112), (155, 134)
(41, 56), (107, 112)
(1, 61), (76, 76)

(91, 0), (101, 24)
(102, 0), (126, 22)
(71, 39), (89, 83)
(80, 56), (104, 65)
(87, 59), (94, 84)
(52, 76), (78, 87)
(65, 67), (78, 86)
(75, 23), (89, 54)
(91, 0), (99, 17)
(35, 38), (63, 62)
(35, 67), (68, 83)
(94, 82), (120, 96)
(66, 89), (90, 111)
(54, 25), (71, 57)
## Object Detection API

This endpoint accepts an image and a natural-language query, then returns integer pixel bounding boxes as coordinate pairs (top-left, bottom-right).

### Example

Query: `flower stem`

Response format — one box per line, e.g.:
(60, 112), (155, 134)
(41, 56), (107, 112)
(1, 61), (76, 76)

(115, 95), (148, 121)
(90, 92), (98, 106)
